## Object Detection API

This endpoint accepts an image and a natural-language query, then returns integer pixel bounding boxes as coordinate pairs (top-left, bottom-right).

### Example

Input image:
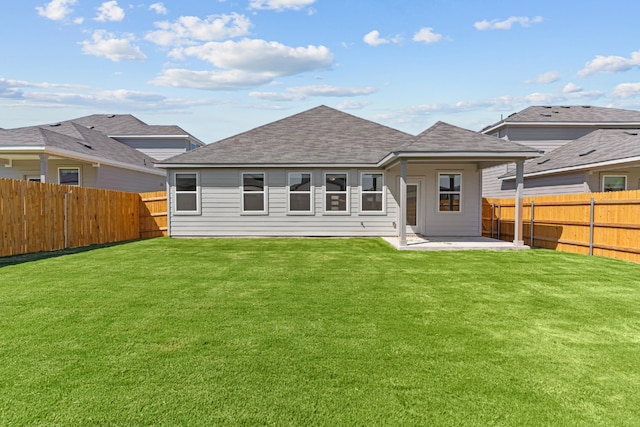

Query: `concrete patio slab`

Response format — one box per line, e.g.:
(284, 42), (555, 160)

(382, 235), (530, 251)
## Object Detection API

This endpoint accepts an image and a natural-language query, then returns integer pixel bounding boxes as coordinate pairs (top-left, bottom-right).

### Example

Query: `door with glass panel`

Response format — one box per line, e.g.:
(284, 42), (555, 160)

(405, 181), (421, 234)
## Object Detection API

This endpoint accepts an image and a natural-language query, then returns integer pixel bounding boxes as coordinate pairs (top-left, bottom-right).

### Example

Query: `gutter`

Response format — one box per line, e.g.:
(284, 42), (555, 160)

(500, 154), (640, 180)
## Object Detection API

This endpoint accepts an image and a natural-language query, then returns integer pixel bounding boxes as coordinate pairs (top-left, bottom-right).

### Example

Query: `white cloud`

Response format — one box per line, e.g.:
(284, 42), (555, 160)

(474, 16), (543, 31)
(248, 0), (315, 11)
(249, 85), (377, 101)
(612, 83), (640, 98)
(149, 2), (167, 15)
(80, 30), (147, 62)
(412, 27), (443, 44)
(145, 13), (251, 46)
(170, 39), (333, 75)
(563, 83), (582, 93)
(149, 69), (276, 90)
(94, 1), (125, 22)
(363, 30), (402, 46)
(338, 100), (371, 110)
(526, 71), (560, 84)
(578, 50), (640, 77)
(36, 0), (77, 21)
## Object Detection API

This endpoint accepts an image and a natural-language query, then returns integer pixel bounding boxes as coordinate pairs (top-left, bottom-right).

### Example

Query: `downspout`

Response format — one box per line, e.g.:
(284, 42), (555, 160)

(399, 159), (407, 247)
(513, 160), (524, 246)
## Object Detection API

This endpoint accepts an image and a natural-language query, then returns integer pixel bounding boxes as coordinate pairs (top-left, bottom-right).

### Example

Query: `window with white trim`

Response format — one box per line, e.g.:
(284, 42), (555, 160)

(59, 167), (80, 186)
(288, 172), (313, 214)
(324, 172), (348, 213)
(438, 172), (461, 212)
(242, 172), (267, 213)
(174, 172), (199, 213)
(360, 172), (384, 212)
(603, 175), (626, 192)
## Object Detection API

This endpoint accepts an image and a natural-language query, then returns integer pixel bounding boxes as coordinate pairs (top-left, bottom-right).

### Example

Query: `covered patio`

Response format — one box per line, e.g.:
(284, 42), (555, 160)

(382, 235), (530, 251)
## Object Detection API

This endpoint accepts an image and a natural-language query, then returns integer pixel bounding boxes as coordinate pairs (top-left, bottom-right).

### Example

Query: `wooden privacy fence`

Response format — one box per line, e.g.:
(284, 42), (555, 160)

(0, 179), (167, 258)
(139, 190), (168, 238)
(483, 190), (640, 263)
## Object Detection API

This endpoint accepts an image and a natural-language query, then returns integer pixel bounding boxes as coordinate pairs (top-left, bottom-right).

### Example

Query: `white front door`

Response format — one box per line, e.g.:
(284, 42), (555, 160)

(406, 181), (421, 234)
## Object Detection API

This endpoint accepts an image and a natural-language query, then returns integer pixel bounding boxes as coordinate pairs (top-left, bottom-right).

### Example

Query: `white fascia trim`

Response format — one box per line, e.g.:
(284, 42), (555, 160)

(0, 146), (165, 176)
(377, 151), (541, 167)
(502, 155), (640, 180)
(482, 121), (640, 135)
(155, 163), (376, 169)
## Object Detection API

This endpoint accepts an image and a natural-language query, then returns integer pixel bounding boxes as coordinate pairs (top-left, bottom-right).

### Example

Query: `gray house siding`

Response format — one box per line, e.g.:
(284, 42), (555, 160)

(96, 164), (165, 192)
(169, 163), (483, 238)
(170, 168), (397, 237)
(498, 171), (589, 196)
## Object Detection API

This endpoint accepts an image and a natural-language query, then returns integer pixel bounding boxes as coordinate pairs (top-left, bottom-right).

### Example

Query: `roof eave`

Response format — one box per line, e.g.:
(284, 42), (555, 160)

(377, 150), (542, 168)
(482, 121), (640, 134)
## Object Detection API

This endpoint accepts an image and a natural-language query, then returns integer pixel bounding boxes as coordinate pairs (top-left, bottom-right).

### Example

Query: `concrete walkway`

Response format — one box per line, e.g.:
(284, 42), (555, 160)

(382, 235), (530, 251)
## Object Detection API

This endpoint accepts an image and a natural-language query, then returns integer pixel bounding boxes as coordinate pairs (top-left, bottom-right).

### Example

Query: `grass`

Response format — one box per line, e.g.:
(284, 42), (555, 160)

(1, 238), (639, 426)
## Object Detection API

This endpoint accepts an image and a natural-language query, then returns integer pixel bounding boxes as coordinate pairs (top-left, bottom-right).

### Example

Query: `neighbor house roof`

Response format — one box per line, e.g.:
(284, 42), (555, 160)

(67, 114), (204, 144)
(500, 128), (640, 179)
(158, 106), (541, 168)
(0, 122), (160, 174)
(158, 105), (415, 166)
(482, 105), (640, 134)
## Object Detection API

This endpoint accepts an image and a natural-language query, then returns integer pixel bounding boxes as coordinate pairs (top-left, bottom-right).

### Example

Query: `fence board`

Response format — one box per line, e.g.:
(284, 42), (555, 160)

(139, 190), (168, 238)
(0, 179), (143, 258)
(484, 189), (640, 263)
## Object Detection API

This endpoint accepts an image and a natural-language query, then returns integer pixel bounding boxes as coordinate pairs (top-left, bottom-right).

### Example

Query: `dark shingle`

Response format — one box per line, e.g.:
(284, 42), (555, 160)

(401, 121), (539, 153)
(160, 105), (414, 165)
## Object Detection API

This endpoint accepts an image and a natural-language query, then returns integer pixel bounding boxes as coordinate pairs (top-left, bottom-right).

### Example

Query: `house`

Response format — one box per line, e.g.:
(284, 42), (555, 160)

(481, 105), (640, 197)
(157, 105), (540, 245)
(0, 114), (204, 193)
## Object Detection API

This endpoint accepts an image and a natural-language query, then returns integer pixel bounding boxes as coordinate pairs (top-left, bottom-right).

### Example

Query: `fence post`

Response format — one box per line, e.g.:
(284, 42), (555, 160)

(497, 202), (501, 241)
(530, 200), (535, 248)
(64, 192), (68, 249)
(589, 197), (595, 256)
(490, 202), (495, 239)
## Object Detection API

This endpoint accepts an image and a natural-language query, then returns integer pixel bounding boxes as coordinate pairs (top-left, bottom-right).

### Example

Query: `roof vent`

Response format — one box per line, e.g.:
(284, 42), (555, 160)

(540, 114), (552, 117)
(107, 114), (116, 118)
(581, 106), (591, 108)
(543, 106), (552, 109)
(537, 159), (550, 165)
(561, 106), (571, 108)
(579, 149), (596, 157)
(76, 140), (93, 149)
(623, 131), (638, 136)
(50, 123), (61, 127)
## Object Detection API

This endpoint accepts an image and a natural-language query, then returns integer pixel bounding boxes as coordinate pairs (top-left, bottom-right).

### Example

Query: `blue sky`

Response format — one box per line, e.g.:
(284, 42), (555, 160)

(2, 0), (640, 142)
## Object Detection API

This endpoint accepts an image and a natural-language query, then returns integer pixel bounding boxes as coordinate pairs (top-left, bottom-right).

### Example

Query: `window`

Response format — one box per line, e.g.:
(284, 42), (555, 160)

(242, 172), (267, 213)
(288, 172), (312, 214)
(174, 172), (199, 213)
(603, 175), (626, 192)
(59, 167), (80, 186)
(324, 172), (349, 213)
(438, 172), (461, 212)
(360, 172), (384, 212)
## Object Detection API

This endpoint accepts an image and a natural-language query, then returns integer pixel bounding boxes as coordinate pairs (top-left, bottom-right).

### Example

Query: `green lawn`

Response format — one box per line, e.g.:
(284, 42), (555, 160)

(1, 238), (639, 426)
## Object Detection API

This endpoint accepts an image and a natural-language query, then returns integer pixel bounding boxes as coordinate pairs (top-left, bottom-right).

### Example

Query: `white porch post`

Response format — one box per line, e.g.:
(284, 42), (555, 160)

(514, 160), (524, 246)
(39, 154), (48, 183)
(399, 159), (407, 247)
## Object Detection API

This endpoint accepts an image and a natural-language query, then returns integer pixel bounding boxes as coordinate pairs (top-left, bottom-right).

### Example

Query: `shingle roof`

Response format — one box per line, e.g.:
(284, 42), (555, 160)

(69, 114), (194, 138)
(160, 105), (415, 165)
(0, 122), (157, 170)
(500, 129), (640, 178)
(400, 121), (539, 153)
(484, 105), (640, 131)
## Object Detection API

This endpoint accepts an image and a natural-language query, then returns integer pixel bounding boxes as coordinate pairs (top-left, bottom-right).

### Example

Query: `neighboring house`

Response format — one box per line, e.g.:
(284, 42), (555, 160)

(158, 105), (540, 245)
(481, 105), (640, 197)
(0, 114), (204, 193)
